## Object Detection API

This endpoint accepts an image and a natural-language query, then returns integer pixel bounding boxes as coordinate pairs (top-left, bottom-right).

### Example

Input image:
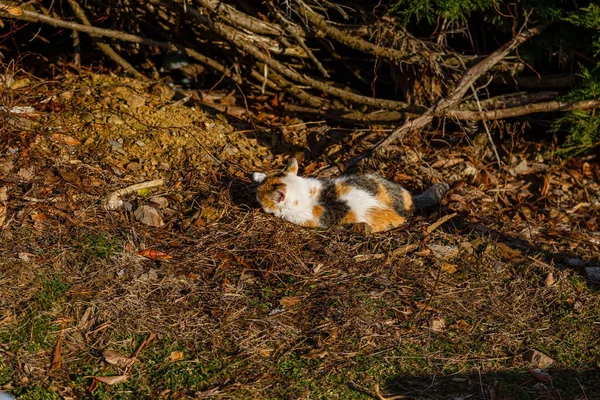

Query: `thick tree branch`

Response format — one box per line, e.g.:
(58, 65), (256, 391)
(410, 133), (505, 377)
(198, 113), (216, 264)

(371, 21), (549, 155)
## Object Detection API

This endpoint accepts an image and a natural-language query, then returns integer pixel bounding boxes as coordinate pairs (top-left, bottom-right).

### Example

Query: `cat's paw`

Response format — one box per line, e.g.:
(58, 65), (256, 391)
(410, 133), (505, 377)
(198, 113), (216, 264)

(350, 222), (372, 236)
(252, 172), (267, 183)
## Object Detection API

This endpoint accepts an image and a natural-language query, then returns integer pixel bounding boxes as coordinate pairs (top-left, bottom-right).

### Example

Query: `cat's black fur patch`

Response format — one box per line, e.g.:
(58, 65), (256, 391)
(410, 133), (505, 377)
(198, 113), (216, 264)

(343, 175), (379, 196)
(379, 178), (412, 216)
(318, 180), (350, 227)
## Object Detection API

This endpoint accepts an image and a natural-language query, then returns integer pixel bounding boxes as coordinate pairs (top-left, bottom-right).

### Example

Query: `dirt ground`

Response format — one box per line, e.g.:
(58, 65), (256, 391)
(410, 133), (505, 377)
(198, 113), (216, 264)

(1, 72), (600, 399)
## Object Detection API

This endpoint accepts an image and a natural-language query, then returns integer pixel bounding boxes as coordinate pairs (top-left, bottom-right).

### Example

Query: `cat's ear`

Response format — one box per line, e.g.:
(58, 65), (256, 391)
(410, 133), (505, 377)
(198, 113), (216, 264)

(252, 172), (267, 183)
(283, 157), (298, 175)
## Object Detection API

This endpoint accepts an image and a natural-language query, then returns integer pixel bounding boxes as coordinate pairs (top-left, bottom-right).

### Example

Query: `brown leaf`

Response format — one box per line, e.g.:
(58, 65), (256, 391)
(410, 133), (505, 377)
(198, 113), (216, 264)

(134, 205), (165, 227)
(168, 351), (184, 362)
(58, 168), (81, 184)
(279, 296), (301, 308)
(429, 318), (446, 333)
(103, 349), (138, 368)
(85, 375), (128, 385)
(51, 134), (81, 146)
(523, 349), (554, 368)
(544, 273), (555, 287)
(137, 249), (172, 260)
(30, 213), (48, 221)
(301, 348), (328, 359)
(49, 329), (64, 372)
(441, 263), (457, 274)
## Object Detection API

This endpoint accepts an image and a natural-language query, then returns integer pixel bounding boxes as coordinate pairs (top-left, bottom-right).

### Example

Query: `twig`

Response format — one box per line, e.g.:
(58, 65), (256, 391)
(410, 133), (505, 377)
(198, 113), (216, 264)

(470, 84), (502, 166)
(374, 384), (406, 400)
(425, 213), (457, 235)
(67, 0), (149, 81)
(104, 179), (164, 210)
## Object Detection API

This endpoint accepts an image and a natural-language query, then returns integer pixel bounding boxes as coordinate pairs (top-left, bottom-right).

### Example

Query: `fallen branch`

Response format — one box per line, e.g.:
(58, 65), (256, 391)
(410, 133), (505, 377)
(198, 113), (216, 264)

(104, 179), (164, 210)
(449, 98), (600, 120)
(369, 20), (548, 156)
(180, 1), (411, 110)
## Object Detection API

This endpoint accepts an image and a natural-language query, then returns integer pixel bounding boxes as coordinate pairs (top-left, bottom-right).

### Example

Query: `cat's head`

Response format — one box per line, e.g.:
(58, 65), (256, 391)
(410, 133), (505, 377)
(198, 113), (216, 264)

(252, 158), (298, 213)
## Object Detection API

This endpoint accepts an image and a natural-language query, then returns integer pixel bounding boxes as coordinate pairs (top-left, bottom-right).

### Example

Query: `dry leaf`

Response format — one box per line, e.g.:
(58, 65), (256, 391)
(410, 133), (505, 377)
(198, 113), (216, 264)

(258, 348), (272, 357)
(301, 348), (328, 359)
(52, 134), (81, 146)
(30, 213), (48, 221)
(85, 375), (128, 385)
(103, 349), (137, 368)
(441, 263), (457, 274)
(279, 296), (301, 308)
(544, 273), (555, 287)
(429, 318), (446, 333)
(49, 329), (64, 372)
(137, 249), (172, 260)
(168, 351), (184, 362)
(523, 348), (554, 368)
(134, 205), (165, 227)
(8, 6), (23, 16)
(427, 244), (458, 260)
(58, 168), (81, 184)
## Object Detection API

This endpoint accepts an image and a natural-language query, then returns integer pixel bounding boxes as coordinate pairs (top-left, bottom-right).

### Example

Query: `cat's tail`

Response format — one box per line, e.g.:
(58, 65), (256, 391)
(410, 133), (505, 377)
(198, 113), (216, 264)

(411, 182), (450, 210)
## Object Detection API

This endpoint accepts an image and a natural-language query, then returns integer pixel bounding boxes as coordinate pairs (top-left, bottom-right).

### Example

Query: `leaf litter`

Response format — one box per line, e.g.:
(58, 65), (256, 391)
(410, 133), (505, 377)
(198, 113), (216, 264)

(0, 73), (599, 399)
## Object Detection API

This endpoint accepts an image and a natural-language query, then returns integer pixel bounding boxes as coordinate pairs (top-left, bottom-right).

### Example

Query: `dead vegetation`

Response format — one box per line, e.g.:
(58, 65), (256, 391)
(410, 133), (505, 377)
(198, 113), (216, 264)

(0, 69), (600, 399)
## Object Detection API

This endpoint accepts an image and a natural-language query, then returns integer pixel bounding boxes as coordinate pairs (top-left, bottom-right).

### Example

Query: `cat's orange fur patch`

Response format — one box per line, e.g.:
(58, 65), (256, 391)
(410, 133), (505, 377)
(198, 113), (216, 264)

(402, 190), (413, 211)
(339, 210), (358, 225)
(335, 182), (352, 197)
(312, 205), (324, 219)
(366, 207), (406, 232)
(309, 186), (319, 197)
(375, 182), (393, 207)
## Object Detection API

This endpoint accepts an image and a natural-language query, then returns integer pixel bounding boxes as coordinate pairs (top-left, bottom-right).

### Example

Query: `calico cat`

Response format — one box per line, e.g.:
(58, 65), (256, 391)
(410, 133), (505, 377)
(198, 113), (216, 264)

(252, 158), (449, 232)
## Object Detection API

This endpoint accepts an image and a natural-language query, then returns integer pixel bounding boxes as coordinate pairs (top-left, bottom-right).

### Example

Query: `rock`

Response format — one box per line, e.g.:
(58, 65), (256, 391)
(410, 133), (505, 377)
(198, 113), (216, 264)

(150, 197), (169, 209)
(585, 267), (600, 283)
(566, 258), (583, 267)
(427, 244), (458, 260)
(523, 349), (554, 368)
(127, 94), (145, 108)
(459, 241), (474, 254)
(509, 159), (534, 176)
(107, 115), (124, 125)
(134, 205), (165, 227)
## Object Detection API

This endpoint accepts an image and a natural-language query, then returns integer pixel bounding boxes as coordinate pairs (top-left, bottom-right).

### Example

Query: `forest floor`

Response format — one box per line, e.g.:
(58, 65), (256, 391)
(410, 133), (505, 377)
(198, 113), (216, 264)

(1, 72), (599, 400)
